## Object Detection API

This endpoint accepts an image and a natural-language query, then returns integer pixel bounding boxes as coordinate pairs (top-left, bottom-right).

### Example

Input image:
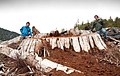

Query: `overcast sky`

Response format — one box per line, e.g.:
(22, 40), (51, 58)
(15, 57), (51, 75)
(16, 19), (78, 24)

(0, 0), (120, 33)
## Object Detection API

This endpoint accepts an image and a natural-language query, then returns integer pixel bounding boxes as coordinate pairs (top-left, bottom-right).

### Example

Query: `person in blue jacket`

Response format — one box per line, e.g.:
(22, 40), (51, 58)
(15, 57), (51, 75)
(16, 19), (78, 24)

(20, 22), (32, 41)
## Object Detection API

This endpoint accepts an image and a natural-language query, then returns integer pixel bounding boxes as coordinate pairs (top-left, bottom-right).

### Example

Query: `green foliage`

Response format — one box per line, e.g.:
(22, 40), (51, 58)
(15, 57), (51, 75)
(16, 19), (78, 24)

(0, 27), (20, 41)
(74, 17), (120, 30)
(74, 21), (92, 30)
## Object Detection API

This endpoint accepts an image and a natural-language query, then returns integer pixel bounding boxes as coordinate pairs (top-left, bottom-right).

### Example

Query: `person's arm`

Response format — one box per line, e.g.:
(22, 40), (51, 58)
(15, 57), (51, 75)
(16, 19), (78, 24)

(91, 22), (95, 31)
(20, 27), (23, 34)
(29, 28), (32, 36)
(100, 19), (105, 28)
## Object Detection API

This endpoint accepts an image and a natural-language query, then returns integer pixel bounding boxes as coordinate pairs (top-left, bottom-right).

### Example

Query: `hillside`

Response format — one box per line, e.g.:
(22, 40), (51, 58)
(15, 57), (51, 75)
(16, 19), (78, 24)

(0, 27), (20, 41)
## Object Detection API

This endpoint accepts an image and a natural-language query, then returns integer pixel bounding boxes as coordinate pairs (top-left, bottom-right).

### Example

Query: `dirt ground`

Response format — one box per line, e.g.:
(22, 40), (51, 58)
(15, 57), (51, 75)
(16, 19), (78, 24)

(46, 47), (120, 76)
(0, 40), (120, 76)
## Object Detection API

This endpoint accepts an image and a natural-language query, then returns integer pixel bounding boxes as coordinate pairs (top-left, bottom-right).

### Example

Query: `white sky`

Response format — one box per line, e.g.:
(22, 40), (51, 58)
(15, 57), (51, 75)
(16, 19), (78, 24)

(0, 0), (120, 33)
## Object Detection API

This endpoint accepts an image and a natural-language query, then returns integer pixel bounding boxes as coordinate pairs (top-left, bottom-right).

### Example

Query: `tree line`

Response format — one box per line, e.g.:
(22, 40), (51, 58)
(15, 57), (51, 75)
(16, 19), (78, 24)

(74, 17), (120, 30)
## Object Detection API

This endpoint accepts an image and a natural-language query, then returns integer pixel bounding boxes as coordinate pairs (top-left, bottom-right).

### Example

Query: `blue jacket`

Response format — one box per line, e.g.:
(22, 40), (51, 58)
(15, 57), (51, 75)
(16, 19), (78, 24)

(20, 26), (32, 36)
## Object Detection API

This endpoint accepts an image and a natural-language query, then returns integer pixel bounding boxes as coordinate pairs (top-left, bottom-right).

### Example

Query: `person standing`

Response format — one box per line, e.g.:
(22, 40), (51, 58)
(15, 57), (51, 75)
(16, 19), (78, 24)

(91, 15), (107, 40)
(20, 22), (32, 41)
